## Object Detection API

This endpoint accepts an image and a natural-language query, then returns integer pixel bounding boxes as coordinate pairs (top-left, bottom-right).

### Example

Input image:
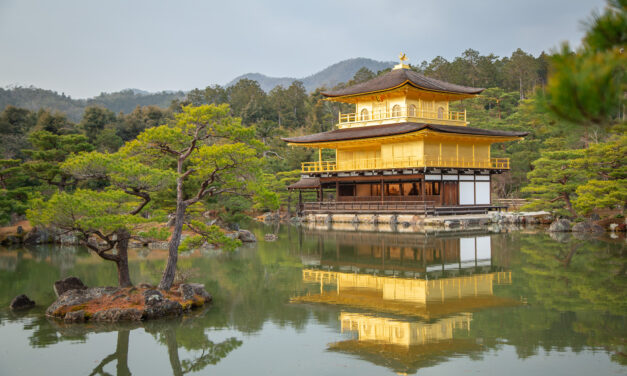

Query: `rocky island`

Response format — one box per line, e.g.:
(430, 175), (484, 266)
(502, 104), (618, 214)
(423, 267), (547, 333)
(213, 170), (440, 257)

(45, 276), (212, 323)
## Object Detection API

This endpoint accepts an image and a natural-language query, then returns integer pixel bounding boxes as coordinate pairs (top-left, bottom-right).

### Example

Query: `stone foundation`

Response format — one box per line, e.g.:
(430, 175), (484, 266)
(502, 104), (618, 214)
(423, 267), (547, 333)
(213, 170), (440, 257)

(300, 211), (552, 233)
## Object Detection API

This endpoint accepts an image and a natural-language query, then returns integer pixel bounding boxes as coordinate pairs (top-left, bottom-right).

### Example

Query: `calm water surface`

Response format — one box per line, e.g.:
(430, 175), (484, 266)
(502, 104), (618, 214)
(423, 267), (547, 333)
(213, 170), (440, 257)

(0, 224), (625, 375)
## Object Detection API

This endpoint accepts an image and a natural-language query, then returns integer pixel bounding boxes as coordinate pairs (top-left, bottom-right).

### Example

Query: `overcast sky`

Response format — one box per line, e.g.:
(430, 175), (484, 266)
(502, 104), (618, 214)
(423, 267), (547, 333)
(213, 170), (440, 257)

(0, 0), (605, 98)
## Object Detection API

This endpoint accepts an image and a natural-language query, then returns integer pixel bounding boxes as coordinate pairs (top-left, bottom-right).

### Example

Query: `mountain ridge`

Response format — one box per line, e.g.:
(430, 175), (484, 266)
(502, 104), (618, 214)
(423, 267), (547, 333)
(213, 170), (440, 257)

(0, 57), (395, 121)
(227, 57), (395, 92)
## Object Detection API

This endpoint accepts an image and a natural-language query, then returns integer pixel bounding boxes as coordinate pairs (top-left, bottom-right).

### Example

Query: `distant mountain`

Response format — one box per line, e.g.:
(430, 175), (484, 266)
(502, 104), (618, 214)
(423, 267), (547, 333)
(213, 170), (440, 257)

(0, 86), (185, 122)
(0, 58), (394, 121)
(227, 58), (395, 92)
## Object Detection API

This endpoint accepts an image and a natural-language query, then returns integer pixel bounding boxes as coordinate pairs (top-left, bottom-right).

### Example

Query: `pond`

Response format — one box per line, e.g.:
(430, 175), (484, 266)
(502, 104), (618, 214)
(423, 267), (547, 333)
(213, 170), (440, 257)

(0, 224), (625, 375)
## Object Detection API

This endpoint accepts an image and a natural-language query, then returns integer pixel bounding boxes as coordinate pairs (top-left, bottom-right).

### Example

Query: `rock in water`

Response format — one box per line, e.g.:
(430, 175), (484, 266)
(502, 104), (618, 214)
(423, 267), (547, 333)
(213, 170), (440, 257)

(92, 308), (143, 322)
(187, 283), (213, 303)
(143, 299), (182, 320)
(548, 219), (571, 232)
(64, 310), (86, 323)
(54, 276), (87, 297)
(572, 221), (605, 233)
(238, 229), (257, 242)
(179, 284), (195, 301)
(143, 289), (164, 305)
(10, 294), (35, 310)
(46, 287), (118, 317)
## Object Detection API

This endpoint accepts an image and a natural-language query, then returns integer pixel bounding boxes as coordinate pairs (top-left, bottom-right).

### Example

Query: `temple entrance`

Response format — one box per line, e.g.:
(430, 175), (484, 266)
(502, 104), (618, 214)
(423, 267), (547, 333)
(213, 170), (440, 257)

(442, 182), (458, 205)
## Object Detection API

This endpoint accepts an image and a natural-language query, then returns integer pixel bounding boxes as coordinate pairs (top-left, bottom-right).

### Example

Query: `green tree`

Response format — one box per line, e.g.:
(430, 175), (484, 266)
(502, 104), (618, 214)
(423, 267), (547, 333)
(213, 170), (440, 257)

(28, 149), (174, 286)
(33, 109), (75, 134)
(116, 105), (172, 141)
(121, 104), (271, 289)
(572, 135), (627, 214)
(187, 85), (229, 107)
(544, 45), (624, 135)
(80, 106), (117, 143)
(542, 1), (625, 136)
(582, 0), (627, 52)
(350, 67), (375, 84)
(22, 130), (94, 192)
(504, 48), (539, 100)
(28, 189), (147, 286)
(227, 79), (269, 125)
(522, 150), (589, 216)
(0, 159), (33, 224)
(0, 106), (36, 158)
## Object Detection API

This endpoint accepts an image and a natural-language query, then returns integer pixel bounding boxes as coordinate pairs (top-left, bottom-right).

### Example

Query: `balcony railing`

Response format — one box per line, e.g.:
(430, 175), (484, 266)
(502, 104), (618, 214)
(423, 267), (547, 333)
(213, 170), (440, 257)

(339, 107), (466, 127)
(301, 157), (509, 173)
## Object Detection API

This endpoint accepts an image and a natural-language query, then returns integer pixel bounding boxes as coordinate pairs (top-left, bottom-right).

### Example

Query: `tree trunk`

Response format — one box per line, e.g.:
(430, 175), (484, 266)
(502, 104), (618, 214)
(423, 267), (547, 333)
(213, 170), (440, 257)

(115, 230), (132, 287)
(563, 193), (577, 217)
(159, 201), (186, 290)
(165, 328), (183, 376)
(116, 330), (131, 376)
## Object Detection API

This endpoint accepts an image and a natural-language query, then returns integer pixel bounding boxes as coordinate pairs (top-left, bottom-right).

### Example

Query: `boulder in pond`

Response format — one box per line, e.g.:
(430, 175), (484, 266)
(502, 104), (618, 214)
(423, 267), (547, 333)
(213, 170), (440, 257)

(238, 229), (256, 242)
(46, 286), (119, 317)
(64, 310), (86, 323)
(143, 289), (164, 305)
(9, 294), (35, 310)
(187, 283), (213, 303)
(143, 299), (182, 320)
(54, 276), (88, 297)
(179, 284), (195, 301)
(548, 219), (571, 232)
(572, 221), (605, 233)
(92, 308), (143, 322)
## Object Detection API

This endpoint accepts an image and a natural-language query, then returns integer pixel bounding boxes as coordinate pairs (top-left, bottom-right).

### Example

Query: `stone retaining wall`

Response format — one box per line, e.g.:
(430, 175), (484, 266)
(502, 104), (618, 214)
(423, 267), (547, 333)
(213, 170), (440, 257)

(300, 211), (552, 233)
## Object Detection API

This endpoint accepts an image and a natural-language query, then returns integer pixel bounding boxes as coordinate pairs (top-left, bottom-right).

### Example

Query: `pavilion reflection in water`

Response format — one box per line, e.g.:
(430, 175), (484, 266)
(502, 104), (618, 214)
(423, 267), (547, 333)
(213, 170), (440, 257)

(292, 229), (519, 374)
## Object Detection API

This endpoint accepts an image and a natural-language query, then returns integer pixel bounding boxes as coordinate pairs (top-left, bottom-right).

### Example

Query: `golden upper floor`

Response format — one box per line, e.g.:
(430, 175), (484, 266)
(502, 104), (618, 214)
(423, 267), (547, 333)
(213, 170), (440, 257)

(322, 60), (484, 128)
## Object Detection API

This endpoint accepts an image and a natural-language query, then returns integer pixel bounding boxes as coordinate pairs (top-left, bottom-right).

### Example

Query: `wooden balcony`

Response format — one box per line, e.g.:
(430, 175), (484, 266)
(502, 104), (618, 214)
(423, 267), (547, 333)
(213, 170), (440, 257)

(338, 107), (467, 128)
(301, 157), (510, 173)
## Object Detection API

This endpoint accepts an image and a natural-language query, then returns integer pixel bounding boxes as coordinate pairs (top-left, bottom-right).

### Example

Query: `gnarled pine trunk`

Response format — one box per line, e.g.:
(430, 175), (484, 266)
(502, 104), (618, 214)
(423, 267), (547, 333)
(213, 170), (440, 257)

(159, 202), (186, 290)
(116, 229), (132, 287)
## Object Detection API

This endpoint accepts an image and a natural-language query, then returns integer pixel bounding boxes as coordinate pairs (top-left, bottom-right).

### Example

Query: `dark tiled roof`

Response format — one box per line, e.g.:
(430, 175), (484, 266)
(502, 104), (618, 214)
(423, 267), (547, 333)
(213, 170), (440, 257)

(288, 177), (320, 189)
(282, 123), (528, 144)
(322, 68), (484, 97)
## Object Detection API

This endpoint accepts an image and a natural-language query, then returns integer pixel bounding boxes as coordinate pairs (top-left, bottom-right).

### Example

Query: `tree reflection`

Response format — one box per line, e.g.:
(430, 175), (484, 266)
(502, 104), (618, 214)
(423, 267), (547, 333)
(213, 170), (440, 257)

(89, 330), (131, 376)
(144, 315), (243, 376)
(16, 310), (243, 375)
(161, 327), (242, 375)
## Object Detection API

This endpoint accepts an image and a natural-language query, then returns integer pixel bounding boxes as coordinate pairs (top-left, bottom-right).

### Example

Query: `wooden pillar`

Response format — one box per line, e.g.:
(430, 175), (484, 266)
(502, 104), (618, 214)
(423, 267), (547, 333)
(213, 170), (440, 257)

(335, 181), (339, 202)
(380, 179), (384, 203)
(287, 190), (292, 217)
(421, 177), (426, 199)
(298, 190), (302, 213)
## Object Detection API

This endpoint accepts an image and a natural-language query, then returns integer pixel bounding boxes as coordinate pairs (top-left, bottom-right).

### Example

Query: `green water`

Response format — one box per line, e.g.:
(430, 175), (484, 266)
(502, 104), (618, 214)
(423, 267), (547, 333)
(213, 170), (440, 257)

(0, 224), (625, 375)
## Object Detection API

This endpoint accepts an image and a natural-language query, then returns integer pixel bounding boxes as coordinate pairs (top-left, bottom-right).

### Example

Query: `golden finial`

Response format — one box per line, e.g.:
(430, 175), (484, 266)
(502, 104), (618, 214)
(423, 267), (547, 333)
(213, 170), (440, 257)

(394, 52), (410, 70)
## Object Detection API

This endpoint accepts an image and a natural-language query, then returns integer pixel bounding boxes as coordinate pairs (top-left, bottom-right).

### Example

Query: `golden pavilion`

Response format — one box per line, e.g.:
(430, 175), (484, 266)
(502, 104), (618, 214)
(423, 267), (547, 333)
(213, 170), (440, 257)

(283, 54), (527, 215)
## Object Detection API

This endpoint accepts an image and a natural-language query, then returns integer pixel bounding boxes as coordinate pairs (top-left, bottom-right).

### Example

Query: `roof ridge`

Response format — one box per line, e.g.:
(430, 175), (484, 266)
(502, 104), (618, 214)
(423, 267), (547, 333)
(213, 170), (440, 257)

(322, 68), (484, 97)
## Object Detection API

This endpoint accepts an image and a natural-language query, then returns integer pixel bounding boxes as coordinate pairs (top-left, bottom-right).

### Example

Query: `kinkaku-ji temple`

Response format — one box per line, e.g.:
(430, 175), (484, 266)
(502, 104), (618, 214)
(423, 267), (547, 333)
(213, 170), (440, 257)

(283, 54), (527, 216)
